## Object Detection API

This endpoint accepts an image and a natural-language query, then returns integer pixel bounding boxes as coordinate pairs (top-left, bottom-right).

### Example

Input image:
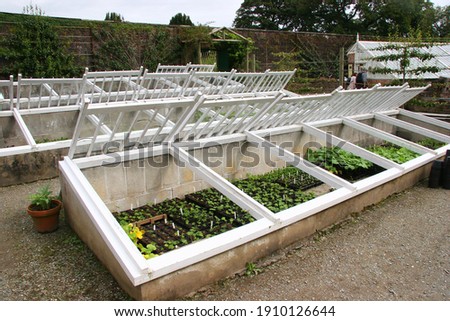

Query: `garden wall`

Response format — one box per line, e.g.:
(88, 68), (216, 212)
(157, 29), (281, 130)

(0, 115), (25, 147)
(0, 15), (369, 74)
(234, 28), (358, 72)
(0, 148), (67, 186)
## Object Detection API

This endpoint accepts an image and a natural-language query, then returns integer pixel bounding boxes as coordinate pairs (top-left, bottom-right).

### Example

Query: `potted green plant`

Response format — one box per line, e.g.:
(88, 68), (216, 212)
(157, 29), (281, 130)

(27, 185), (62, 233)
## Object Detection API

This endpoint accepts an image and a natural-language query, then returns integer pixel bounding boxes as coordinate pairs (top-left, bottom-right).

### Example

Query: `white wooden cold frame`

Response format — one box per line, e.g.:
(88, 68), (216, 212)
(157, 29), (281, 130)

(59, 82), (450, 285)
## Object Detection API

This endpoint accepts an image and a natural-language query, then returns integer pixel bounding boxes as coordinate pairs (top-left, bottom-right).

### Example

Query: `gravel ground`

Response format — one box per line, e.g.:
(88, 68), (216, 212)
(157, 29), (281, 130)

(0, 178), (448, 301)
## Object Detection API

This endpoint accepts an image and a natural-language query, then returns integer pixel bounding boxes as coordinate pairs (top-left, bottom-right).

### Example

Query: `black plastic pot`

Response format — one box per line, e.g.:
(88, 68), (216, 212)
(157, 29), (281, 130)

(442, 155), (450, 189)
(428, 160), (443, 188)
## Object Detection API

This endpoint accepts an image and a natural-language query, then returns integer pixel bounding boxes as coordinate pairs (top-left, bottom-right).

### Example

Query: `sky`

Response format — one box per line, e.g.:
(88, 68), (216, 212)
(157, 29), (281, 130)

(0, 0), (449, 28)
(0, 0), (245, 27)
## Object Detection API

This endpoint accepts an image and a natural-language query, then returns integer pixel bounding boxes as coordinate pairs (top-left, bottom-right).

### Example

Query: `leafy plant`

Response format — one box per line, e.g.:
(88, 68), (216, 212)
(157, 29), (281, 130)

(233, 176), (315, 213)
(245, 262), (262, 276)
(92, 24), (180, 72)
(122, 223), (144, 245)
(255, 165), (321, 190)
(367, 144), (419, 164)
(115, 164), (321, 255)
(187, 188), (255, 225)
(272, 51), (301, 72)
(306, 147), (373, 175)
(417, 138), (446, 149)
(34, 137), (69, 144)
(121, 223), (158, 259)
(164, 240), (179, 250)
(137, 243), (158, 259)
(29, 185), (56, 210)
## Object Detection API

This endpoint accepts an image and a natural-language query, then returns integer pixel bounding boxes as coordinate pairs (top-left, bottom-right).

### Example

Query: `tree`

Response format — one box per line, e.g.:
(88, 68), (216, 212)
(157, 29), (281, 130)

(368, 29), (441, 83)
(169, 13), (194, 26)
(233, 0), (446, 37)
(359, 0), (437, 37)
(433, 5), (450, 38)
(0, 5), (79, 78)
(314, 1), (361, 34)
(233, 0), (367, 33)
(283, 0), (322, 32)
(105, 12), (124, 22)
(233, 0), (288, 30)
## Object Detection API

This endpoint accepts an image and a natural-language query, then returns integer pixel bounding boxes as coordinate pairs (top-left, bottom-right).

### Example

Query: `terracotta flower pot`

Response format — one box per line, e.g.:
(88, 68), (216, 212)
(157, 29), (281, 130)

(27, 199), (62, 233)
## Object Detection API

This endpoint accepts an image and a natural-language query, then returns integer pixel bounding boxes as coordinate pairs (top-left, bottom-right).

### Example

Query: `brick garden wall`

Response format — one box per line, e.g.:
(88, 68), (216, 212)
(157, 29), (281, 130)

(0, 18), (364, 74)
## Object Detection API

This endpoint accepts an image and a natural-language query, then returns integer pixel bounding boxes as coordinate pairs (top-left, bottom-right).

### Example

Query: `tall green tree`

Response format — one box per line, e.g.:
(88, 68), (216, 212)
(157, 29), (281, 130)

(233, 0), (288, 30)
(169, 13), (194, 26)
(432, 5), (450, 37)
(360, 0), (437, 36)
(105, 12), (124, 22)
(314, 0), (361, 34)
(233, 0), (445, 37)
(283, 0), (321, 32)
(234, 0), (368, 33)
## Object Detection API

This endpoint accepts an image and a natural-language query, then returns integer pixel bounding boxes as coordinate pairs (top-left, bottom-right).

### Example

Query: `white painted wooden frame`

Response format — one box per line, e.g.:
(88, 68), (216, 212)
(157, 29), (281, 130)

(155, 63), (216, 73)
(187, 63), (216, 72)
(342, 117), (436, 155)
(16, 75), (85, 109)
(170, 144), (278, 222)
(155, 63), (190, 73)
(83, 68), (144, 104)
(0, 76), (14, 111)
(0, 82), (433, 160)
(59, 157), (151, 285)
(374, 112), (450, 144)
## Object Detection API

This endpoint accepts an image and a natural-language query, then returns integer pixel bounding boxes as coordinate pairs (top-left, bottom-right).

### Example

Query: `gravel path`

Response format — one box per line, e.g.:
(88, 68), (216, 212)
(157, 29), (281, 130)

(0, 178), (448, 301)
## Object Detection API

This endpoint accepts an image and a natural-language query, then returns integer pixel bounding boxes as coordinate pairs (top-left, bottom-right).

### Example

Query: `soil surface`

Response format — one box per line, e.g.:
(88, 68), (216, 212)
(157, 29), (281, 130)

(0, 178), (448, 301)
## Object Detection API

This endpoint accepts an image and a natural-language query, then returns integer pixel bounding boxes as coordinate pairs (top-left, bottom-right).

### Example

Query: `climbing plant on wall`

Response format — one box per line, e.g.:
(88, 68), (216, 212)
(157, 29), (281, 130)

(92, 24), (181, 71)
(0, 6), (80, 78)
